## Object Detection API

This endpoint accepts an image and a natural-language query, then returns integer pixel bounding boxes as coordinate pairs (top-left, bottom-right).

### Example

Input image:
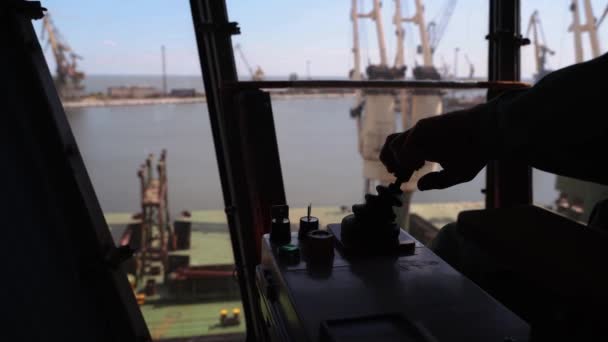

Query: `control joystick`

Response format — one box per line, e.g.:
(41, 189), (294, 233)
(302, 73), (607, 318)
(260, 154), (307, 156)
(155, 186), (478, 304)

(340, 181), (404, 254)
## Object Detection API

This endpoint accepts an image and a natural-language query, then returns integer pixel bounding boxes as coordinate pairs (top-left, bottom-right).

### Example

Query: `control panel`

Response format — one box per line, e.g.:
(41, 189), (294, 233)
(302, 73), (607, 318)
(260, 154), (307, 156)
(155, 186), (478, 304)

(256, 201), (530, 341)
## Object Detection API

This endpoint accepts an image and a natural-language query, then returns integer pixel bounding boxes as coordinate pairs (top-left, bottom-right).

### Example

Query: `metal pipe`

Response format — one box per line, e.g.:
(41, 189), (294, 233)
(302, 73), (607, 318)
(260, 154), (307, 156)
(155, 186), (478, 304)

(161, 45), (167, 95)
(571, 0), (584, 63)
(372, 0), (388, 66)
(414, 0), (433, 66)
(454, 47), (460, 78)
(351, 0), (361, 80)
(583, 0), (601, 57)
(486, 0), (532, 208)
(223, 79), (530, 90)
(393, 0), (406, 68)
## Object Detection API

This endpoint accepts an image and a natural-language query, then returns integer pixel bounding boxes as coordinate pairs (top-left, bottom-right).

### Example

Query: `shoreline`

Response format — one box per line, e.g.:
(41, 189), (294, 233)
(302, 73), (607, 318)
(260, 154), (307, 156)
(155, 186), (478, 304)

(63, 92), (355, 108)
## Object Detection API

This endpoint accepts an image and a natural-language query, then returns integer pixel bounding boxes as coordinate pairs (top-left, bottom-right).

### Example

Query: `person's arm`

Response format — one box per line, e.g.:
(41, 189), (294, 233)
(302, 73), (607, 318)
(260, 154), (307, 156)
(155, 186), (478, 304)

(485, 52), (608, 182)
(381, 53), (608, 189)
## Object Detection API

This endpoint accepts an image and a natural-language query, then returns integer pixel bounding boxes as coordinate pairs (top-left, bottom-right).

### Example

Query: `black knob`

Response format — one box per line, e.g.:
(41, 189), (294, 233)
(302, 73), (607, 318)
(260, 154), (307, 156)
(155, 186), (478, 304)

(307, 229), (334, 263)
(270, 205), (291, 245)
(299, 216), (319, 240)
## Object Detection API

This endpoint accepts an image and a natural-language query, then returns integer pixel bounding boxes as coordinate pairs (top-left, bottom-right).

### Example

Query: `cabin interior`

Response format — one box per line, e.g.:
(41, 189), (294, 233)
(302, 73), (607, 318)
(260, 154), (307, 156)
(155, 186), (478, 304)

(3, 0), (608, 341)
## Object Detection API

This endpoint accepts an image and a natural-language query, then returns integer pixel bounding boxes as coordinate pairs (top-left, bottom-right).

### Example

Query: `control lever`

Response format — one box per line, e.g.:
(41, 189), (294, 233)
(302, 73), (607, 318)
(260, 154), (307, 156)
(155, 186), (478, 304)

(387, 176), (406, 194)
(339, 176), (406, 254)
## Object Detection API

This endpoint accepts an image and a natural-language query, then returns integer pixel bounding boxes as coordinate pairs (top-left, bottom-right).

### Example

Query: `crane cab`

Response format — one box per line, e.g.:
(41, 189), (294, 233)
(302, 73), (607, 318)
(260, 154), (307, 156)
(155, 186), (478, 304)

(4, 0), (608, 341)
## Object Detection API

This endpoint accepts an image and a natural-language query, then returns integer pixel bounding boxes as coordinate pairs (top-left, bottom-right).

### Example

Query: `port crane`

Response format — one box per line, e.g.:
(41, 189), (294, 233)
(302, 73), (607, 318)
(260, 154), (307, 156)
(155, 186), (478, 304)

(464, 53), (474, 79)
(399, 0), (456, 68)
(234, 43), (264, 81)
(39, 12), (84, 99)
(349, 0), (453, 225)
(526, 10), (554, 80)
(349, 0), (395, 196)
(402, 0), (433, 67)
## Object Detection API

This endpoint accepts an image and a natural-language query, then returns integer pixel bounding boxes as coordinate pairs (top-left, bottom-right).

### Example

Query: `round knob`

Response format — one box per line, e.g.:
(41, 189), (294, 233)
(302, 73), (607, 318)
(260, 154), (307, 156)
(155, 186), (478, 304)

(298, 216), (319, 240)
(278, 244), (301, 265)
(307, 229), (334, 263)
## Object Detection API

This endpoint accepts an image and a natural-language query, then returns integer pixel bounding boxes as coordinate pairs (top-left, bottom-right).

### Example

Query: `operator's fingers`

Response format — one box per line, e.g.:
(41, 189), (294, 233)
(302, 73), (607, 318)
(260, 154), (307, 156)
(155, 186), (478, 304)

(381, 129), (427, 182)
(417, 169), (472, 191)
(390, 127), (426, 180)
(380, 132), (405, 174)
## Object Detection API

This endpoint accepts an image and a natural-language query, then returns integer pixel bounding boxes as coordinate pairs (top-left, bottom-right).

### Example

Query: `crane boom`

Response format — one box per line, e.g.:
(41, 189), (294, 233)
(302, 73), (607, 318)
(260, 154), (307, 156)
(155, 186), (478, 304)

(39, 12), (84, 99)
(597, 4), (608, 28)
(428, 0), (457, 54)
(42, 15), (62, 68)
(234, 44), (264, 81)
(234, 44), (254, 78)
(526, 10), (554, 79)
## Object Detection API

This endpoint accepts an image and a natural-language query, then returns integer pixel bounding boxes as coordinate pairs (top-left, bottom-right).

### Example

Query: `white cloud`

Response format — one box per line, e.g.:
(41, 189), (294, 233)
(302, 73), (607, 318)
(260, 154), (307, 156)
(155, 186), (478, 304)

(102, 39), (117, 47)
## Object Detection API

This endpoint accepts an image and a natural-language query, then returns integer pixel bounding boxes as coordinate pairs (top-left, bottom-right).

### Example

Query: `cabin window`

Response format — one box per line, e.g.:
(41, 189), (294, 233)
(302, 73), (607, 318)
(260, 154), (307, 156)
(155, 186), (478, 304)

(37, 2), (246, 340)
(34, 0), (608, 339)
(524, 0), (608, 223)
(225, 0), (490, 245)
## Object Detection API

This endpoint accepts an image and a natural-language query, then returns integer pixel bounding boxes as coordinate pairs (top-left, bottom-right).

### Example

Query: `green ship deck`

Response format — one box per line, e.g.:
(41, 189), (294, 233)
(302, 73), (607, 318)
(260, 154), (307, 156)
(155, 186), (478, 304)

(105, 202), (482, 340)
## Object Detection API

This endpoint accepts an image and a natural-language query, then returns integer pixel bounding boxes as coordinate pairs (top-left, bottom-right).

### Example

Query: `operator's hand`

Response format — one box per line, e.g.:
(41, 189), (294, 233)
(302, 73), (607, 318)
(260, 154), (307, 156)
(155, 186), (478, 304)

(380, 108), (488, 191)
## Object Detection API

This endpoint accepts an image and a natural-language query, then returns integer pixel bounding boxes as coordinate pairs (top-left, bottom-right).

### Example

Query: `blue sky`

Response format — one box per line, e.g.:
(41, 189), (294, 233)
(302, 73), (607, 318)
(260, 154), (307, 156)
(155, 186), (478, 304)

(37, 1), (608, 79)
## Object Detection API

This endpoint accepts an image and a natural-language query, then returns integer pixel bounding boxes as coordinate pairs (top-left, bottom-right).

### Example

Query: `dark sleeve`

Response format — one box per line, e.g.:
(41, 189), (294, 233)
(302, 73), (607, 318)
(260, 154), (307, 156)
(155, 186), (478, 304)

(473, 53), (608, 185)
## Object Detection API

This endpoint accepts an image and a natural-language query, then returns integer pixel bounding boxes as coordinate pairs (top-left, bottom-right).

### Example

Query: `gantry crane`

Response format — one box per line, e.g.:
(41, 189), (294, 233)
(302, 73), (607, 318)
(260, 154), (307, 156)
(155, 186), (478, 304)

(526, 10), (554, 81)
(40, 12), (85, 99)
(234, 43), (264, 81)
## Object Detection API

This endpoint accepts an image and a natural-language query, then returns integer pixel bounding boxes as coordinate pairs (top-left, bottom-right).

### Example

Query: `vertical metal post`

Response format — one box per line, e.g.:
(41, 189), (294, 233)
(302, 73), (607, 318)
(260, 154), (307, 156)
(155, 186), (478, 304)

(454, 47), (460, 78)
(161, 45), (167, 95)
(189, 0), (256, 339)
(190, 1), (286, 340)
(486, 0), (532, 208)
(583, 0), (601, 57)
(351, 0), (361, 78)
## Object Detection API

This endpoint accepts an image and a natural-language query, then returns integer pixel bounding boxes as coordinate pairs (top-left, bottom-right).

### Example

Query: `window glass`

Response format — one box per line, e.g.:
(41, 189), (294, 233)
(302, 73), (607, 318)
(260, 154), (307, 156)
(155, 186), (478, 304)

(37, 2), (245, 340)
(524, 0), (608, 223)
(228, 0), (489, 245)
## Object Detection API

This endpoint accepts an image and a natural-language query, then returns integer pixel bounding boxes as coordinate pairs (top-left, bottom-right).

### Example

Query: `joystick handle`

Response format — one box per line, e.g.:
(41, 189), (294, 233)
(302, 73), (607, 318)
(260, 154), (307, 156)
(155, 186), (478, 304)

(387, 176), (406, 194)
